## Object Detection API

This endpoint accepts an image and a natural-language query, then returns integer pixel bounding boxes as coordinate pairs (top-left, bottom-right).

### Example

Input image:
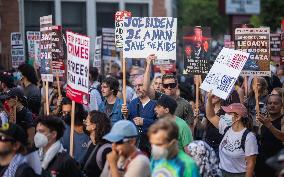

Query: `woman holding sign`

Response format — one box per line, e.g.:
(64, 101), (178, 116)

(206, 91), (258, 177)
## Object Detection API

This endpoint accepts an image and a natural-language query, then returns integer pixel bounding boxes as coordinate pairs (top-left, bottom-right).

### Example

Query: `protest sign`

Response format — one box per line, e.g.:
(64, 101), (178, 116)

(123, 17), (177, 60)
(280, 33), (284, 65)
(10, 32), (25, 68)
(93, 36), (102, 71)
(224, 35), (235, 49)
(115, 11), (131, 49)
(200, 48), (249, 100)
(102, 28), (119, 74)
(153, 59), (176, 73)
(51, 26), (65, 77)
(40, 15), (53, 82)
(183, 27), (211, 75)
(235, 27), (270, 76)
(270, 33), (281, 64)
(27, 31), (41, 68)
(66, 31), (90, 105)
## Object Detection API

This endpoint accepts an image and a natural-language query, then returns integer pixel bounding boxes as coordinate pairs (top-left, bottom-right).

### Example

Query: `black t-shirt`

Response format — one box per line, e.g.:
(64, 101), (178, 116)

(42, 151), (83, 177)
(16, 107), (33, 133)
(105, 102), (114, 118)
(24, 84), (41, 115)
(82, 143), (112, 177)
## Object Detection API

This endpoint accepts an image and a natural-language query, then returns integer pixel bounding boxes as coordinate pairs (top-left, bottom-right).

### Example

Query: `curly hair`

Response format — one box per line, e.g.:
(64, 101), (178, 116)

(89, 110), (111, 144)
(102, 76), (119, 96)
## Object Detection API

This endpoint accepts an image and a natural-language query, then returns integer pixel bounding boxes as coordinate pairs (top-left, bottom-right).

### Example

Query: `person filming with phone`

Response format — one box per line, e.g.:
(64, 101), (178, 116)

(256, 94), (284, 177)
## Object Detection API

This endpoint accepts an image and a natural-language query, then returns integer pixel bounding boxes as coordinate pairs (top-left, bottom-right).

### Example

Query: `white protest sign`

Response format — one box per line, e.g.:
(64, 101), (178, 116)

(66, 31), (90, 104)
(10, 32), (25, 68)
(200, 48), (249, 99)
(115, 11), (132, 49)
(93, 36), (102, 69)
(27, 31), (41, 68)
(123, 17), (177, 60)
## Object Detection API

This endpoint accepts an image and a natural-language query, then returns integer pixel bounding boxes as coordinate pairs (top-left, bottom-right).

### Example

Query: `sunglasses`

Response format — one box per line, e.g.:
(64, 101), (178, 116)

(163, 83), (177, 89)
(0, 135), (15, 143)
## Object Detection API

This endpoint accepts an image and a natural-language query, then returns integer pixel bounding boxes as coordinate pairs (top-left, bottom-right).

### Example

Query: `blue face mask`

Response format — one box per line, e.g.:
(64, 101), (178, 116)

(223, 113), (233, 126)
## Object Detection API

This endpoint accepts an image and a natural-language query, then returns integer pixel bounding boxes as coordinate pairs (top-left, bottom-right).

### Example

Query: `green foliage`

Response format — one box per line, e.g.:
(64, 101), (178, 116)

(178, 0), (229, 37)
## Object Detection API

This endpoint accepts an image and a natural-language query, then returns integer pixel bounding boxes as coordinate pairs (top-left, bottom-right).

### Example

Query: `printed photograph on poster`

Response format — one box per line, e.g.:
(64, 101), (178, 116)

(154, 60), (176, 74)
(235, 27), (270, 76)
(66, 31), (90, 104)
(183, 26), (211, 75)
(280, 33), (284, 65)
(102, 28), (120, 74)
(51, 26), (65, 77)
(40, 15), (53, 82)
(115, 11), (131, 49)
(27, 31), (41, 68)
(270, 33), (281, 64)
(200, 48), (249, 99)
(123, 17), (177, 60)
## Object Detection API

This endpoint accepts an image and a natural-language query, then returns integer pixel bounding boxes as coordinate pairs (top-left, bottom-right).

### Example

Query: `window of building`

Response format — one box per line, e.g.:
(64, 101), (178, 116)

(96, 2), (119, 35)
(61, 2), (87, 35)
(125, 3), (149, 17)
(24, 1), (55, 31)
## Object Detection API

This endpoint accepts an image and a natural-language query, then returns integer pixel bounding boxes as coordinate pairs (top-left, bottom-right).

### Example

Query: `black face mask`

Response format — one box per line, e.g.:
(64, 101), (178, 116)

(62, 114), (71, 126)
(0, 149), (12, 159)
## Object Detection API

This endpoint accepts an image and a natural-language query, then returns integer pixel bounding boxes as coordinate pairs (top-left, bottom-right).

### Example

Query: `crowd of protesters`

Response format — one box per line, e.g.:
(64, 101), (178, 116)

(0, 54), (283, 177)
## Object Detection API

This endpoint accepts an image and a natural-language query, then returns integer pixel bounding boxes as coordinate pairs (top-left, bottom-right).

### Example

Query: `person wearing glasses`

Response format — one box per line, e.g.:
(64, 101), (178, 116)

(255, 94), (284, 177)
(121, 75), (157, 156)
(0, 123), (38, 177)
(100, 120), (150, 177)
(143, 54), (194, 130)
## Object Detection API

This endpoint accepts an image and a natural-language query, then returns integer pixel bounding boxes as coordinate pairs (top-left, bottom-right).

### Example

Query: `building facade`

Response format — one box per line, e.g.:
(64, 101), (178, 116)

(0, 0), (177, 69)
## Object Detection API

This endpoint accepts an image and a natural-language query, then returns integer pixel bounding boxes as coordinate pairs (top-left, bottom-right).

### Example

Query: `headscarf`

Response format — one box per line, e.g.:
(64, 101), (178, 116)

(186, 140), (223, 177)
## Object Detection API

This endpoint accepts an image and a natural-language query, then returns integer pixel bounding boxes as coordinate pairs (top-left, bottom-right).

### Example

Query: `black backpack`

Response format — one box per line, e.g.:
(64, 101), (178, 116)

(223, 126), (250, 152)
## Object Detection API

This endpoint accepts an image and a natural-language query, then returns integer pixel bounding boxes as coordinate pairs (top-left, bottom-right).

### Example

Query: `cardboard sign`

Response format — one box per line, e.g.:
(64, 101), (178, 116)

(27, 31), (41, 68)
(40, 15), (53, 82)
(93, 36), (102, 70)
(51, 26), (65, 77)
(235, 27), (270, 76)
(115, 11), (132, 49)
(153, 59), (176, 73)
(200, 48), (249, 99)
(102, 28), (119, 74)
(10, 32), (25, 68)
(123, 17), (177, 60)
(66, 31), (90, 104)
(183, 27), (211, 75)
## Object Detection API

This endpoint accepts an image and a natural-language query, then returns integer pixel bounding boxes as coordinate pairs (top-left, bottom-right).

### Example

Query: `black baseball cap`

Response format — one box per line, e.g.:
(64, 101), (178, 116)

(0, 87), (25, 101)
(0, 123), (28, 145)
(0, 72), (15, 88)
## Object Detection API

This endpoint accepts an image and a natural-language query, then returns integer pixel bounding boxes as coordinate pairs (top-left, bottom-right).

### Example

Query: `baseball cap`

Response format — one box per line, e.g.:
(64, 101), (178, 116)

(0, 72), (15, 88)
(0, 123), (28, 145)
(103, 120), (138, 143)
(0, 87), (25, 101)
(221, 103), (248, 117)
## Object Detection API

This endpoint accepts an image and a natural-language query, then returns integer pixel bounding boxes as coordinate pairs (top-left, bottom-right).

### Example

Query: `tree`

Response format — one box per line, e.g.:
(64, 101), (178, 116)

(178, 0), (229, 37)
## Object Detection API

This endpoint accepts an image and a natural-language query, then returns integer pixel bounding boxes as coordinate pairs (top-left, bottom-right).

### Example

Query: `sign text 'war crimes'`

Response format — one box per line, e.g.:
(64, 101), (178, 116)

(67, 34), (90, 60)
(123, 17), (177, 59)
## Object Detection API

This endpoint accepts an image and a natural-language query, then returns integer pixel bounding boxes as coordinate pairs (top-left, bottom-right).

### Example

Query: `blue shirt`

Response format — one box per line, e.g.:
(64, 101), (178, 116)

(99, 97), (123, 125)
(61, 125), (90, 164)
(128, 98), (157, 133)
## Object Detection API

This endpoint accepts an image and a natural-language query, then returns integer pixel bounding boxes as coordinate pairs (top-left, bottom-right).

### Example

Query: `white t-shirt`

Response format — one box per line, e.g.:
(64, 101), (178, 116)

(218, 118), (258, 173)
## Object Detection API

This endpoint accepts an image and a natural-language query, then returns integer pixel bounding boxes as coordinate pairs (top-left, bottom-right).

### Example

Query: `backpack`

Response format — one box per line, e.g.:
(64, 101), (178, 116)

(15, 163), (39, 177)
(223, 126), (250, 152)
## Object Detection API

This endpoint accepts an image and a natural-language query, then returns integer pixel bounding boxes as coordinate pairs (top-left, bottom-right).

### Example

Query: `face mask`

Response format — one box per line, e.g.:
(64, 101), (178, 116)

(62, 114), (71, 125)
(223, 113), (233, 126)
(151, 144), (168, 160)
(34, 132), (49, 148)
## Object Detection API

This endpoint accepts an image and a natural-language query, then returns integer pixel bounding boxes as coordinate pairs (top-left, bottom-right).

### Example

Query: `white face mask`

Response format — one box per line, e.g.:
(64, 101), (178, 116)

(34, 132), (49, 148)
(223, 113), (233, 126)
(151, 144), (168, 160)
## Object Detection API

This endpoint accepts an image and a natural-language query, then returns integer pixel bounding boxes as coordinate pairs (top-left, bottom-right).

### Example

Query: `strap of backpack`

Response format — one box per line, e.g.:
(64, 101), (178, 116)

(223, 126), (231, 136)
(241, 129), (250, 152)
(96, 143), (112, 170)
(83, 144), (101, 171)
